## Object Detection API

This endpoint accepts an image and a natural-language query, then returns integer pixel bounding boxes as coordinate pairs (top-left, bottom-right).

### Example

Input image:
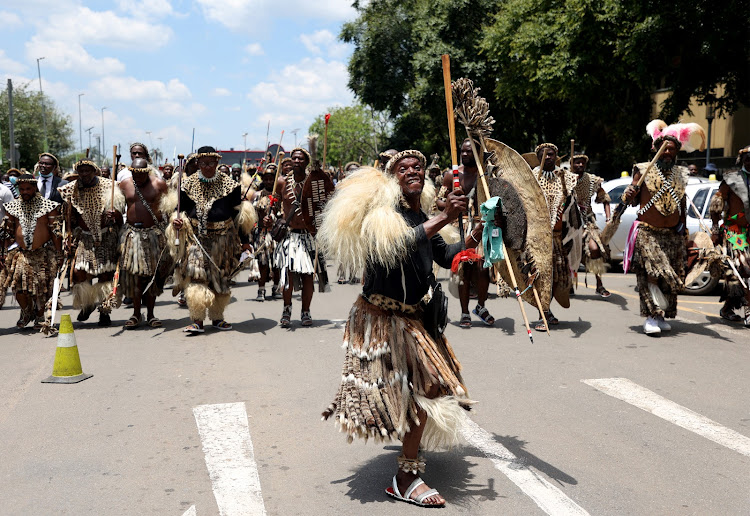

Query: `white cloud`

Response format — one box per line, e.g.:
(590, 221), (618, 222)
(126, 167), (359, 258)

(212, 87), (232, 97)
(116, 0), (173, 17)
(196, 0), (356, 31)
(89, 77), (191, 101)
(0, 50), (27, 74)
(0, 11), (23, 29)
(248, 57), (353, 129)
(244, 43), (264, 56)
(25, 36), (126, 76)
(36, 7), (172, 49)
(300, 30), (350, 59)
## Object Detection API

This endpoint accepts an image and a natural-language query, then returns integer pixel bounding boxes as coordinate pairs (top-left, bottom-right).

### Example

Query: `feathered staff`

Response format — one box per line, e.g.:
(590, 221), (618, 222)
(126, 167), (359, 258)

(452, 76), (540, 341)
(322, 113), (330, 171)
(600, 140), (669, 245)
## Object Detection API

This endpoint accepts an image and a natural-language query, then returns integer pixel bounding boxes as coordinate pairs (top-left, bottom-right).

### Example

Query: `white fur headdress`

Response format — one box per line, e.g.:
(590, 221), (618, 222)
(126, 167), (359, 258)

(646, 119), (706, 153)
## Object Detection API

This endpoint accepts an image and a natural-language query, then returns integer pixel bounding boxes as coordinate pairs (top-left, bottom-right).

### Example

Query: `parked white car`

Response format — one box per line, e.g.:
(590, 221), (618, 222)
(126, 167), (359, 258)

(591, 175), (720, 294)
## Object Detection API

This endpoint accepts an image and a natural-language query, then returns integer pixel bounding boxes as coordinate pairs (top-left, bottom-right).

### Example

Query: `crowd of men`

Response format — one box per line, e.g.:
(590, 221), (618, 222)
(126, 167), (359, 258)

(0, 127), (748, 336)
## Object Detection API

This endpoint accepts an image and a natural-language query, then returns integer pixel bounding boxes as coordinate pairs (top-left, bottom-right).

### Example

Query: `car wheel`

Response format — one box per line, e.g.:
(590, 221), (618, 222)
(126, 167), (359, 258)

(684, 270), (720, 295)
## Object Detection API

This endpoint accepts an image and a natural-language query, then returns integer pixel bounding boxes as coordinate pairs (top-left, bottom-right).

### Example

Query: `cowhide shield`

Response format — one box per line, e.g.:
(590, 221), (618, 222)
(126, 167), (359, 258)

(301, 169), (335, 234)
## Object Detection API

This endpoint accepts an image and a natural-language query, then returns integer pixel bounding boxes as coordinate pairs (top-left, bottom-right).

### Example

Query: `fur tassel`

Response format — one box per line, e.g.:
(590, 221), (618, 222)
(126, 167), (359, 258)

(159, 189), (178, 216)
(72, 282), (99, 310)
(317, 166), (413, 275)
(413, 394), (468, 451)
(586, 256), (606, 277)
(185, 283), (215, 321)
(234, 200), (258, 235)
(207, 293), (231, 321)
(165, 211), (194, 264)
(708, 191), (725, 218)
(105, 182), (127, 213)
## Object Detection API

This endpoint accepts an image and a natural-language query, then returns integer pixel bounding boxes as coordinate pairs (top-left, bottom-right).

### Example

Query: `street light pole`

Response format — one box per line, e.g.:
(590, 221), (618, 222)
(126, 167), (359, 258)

(146, 130), (153, 151)
(78, 93), (85, 156)
(101, 107), (107, 165)
(705, 102), (716, 168)
(157, 137), (164, 165)
(36, 57), (49, 152)
(291, 128), (300, 148)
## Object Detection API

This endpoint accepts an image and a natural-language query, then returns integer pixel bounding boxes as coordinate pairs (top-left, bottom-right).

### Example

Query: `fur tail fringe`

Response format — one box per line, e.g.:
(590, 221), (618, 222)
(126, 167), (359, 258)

(414, 394), (468, 451)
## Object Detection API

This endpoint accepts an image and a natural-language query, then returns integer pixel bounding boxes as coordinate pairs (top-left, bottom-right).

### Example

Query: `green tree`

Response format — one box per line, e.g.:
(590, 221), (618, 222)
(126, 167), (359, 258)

(0, 81), (75, 171)
(342, 0), (750, 175)
(308, 104), (392, 167)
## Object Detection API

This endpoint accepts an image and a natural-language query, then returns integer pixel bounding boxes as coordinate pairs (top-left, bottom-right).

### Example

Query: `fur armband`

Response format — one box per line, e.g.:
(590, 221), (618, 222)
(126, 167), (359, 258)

(234, 200), (258, 235)
(111, 183), (126, 213)
(158, 189), (179, 216)
(708, 191), (725, 219)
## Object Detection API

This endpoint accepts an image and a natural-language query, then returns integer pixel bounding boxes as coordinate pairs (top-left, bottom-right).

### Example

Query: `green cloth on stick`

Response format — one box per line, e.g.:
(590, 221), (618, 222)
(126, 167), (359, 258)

(480, 196), (504, 268)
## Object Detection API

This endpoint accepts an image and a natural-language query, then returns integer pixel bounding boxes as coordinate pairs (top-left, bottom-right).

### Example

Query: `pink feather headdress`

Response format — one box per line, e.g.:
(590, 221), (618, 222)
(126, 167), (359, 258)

(646, 119), (706, 153)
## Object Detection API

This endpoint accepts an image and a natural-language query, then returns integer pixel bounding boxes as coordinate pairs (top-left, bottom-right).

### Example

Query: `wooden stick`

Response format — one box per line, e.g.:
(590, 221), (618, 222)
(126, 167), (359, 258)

(441, 54), (465, 248)
(464, 128), (538, 341)
(175, 153), (184, 246)
(322, 113), (330, 171)
(110, 145), (118, 209)
(270, 130), (285, 198)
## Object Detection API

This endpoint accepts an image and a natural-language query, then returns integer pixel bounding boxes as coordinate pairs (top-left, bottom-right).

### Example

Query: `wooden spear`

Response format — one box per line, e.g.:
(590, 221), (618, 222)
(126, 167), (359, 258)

(175, 153), (184, 246)
(441, 55), (465, 248)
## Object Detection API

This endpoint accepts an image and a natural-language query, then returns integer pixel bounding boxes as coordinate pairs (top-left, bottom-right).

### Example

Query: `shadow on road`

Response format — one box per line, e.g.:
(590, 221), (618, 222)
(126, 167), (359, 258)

(331, 445), (500, 508)
(574, 291), (630, 312)
(556, 317), (591, 338)
(481, 434), (579, 488)
(628, 318), (731, 341)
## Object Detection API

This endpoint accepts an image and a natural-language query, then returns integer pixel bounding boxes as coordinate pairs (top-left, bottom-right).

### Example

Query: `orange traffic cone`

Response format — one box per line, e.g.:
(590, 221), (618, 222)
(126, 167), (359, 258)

(41, 314), (93, 384)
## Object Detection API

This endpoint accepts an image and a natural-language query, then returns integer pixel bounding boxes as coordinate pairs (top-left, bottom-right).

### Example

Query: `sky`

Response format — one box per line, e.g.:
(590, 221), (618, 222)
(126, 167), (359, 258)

(0, 0), (357, 164)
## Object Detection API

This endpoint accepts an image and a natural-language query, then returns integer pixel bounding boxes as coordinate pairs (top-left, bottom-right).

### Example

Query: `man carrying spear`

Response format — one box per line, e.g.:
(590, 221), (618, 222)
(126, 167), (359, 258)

(622, 120), (704, 334)
(709, 144), (750, 326)
(58, 159), (125, 326)
(437, 138), (495, 328)
(251, 164), (281, 301)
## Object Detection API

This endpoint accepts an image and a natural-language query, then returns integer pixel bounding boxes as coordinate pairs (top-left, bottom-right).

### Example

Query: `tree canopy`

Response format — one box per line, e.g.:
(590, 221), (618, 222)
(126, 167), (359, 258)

(342, 0), (750, 175)
(308, 104), (392, 167)
(0, 81), (75, 171)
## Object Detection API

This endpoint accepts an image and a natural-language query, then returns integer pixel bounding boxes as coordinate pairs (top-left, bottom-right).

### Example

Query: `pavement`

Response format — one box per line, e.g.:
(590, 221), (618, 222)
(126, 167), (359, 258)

(0, 269), (748, 515)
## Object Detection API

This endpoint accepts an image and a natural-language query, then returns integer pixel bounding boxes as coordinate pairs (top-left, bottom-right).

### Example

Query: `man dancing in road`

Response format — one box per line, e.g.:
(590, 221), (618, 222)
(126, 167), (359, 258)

(710, 144), (750, 326)
(571, 152), (612, 298)
(118, 159), (173, 329)
(0, 174), (61, 330)
(622, 120), (702, 335)
(320, 150), (482, 508)
(58, 160), (124, 326)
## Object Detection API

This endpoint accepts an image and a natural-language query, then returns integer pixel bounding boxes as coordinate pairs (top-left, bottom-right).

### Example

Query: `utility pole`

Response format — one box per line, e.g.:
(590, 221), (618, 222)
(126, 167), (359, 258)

(36, 57), (48, 152)
(95, 134), (101, 165)
(146, 130), (153, 151)
(78, 93), (85, 156)
(291, 128), (300, 148)
(101, 107), (107, 165)
(157, 137), (164, 165)
(7, 79), (17, 168)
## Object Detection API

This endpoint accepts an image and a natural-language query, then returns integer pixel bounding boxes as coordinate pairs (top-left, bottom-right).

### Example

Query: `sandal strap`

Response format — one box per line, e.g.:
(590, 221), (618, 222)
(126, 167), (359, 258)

(414, 488), (440, 504)
(403, 477), (425, 500)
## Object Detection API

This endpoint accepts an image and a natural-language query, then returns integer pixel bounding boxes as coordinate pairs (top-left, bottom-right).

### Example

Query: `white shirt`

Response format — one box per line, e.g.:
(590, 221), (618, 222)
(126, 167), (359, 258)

(37, 175), (54, 199)
(0, 183), (15, 220)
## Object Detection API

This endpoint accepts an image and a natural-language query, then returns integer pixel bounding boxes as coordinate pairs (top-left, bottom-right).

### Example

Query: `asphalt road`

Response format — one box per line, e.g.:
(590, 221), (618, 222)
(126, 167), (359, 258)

(1, 268), (748, 515)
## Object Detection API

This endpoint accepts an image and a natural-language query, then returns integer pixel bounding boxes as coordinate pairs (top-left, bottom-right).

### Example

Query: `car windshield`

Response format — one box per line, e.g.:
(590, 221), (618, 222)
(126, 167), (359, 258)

(688, 188), (710, 218)
(608, 185), (627, 206)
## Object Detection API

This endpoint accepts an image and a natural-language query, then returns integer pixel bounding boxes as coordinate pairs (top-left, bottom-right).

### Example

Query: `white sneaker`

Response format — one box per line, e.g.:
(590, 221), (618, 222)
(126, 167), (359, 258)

(656, 317), (671, 331)
(643, 317), (661, 335)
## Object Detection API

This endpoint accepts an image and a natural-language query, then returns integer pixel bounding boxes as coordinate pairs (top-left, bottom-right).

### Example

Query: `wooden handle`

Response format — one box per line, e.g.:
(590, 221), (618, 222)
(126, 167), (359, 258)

(441, 55), (458, 170)
(110, 145), (118, 209)
(570, 139), (575, 166)
(636, 140), (670, 188)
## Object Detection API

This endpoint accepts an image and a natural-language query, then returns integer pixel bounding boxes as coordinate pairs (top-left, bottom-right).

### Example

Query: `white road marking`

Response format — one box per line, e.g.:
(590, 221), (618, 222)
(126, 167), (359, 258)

(193, 402), (267, 516)
(461, 418), (590, 516)
(181, 505), (196, 516)
(583, 378), (750, 457)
